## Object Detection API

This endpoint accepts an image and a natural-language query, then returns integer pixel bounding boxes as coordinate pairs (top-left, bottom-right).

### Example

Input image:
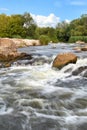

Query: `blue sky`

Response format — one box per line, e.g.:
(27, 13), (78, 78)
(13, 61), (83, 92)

(0, 0), (87, 27)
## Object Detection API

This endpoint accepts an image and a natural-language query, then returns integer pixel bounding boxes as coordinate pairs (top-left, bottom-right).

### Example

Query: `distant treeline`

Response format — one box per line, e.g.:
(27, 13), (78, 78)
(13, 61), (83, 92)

(0, 12), (87, 44)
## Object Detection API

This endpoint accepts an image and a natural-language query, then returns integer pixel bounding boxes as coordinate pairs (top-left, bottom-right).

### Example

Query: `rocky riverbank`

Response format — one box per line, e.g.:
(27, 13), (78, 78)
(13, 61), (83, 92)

(0, 38), (40, 48)
(0, 38), (34, 67)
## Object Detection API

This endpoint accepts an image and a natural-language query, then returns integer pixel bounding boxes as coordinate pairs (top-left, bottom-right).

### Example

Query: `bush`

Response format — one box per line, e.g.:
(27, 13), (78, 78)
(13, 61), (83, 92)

(69, 36), (87, 43)
(39, 35), (50, 45)
(11, 35), (22, 39)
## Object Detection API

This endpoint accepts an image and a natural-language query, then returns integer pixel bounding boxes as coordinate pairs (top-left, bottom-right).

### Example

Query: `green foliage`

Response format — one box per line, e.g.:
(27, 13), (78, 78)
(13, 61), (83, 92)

(0, 12), (87, 43)
(23, 12), (37, 39)
(69, 15), (87, 36)
(69, 36), (87, 43)
(7, 14), (24, 38)
(56, 21), (70, 42)
(0, 12), (37, 39)
(39, 35), (50, 45)
(0, 14), (10, 37)
(11, 35), (22, 39)
(36, 27), (58, 42)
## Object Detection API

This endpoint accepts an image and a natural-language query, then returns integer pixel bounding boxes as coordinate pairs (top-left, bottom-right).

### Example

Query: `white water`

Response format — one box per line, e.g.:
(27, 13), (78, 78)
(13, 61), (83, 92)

(0, 44), (87, 130)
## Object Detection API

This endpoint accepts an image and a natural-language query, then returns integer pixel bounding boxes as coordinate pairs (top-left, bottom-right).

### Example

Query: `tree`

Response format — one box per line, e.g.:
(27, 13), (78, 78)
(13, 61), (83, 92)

(56, 21), (70, 42)
(4, 14), (25, 38)
(23, 12), (37, 38)
(0, 14), (10, 37)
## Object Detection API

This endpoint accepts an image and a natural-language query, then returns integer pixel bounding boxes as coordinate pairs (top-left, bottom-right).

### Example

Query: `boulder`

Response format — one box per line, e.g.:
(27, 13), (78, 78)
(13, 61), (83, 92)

(0, 38), (41, 48)
(73, 46), (87, 52)
(73, 47), (81, 52)
(0, 42), (18, 62)
(76, 40), (85, 44)
(52, 52), (77, 69)
(0, 38), (17, 50)
(81, 46), (87, 51)
(0, 38), (32, 67)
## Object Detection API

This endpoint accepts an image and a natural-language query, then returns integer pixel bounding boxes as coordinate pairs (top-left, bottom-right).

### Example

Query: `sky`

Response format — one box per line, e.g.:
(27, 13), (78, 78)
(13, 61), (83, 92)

(0, 0), (87, 27)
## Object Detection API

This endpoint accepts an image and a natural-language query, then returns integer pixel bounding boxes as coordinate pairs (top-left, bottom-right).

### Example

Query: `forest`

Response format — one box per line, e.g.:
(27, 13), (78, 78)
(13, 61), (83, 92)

(0, 12), (87, 44)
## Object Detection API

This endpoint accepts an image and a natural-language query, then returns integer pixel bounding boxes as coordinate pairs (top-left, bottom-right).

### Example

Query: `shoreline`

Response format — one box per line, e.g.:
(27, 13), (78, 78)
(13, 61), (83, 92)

(0, 38), (41, 48)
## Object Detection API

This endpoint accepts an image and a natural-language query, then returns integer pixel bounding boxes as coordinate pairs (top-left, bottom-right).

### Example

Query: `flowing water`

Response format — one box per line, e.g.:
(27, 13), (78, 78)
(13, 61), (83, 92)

(0, 43), (87, 130)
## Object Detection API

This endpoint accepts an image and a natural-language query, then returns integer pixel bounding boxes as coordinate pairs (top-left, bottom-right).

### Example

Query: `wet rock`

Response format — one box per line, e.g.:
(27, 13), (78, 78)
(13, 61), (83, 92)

(73, 47), (81, 52)
(52, 52), (77, 69)
(0, 52), (32, 67)
(73, 46), (87, 52)
(72, 66), (87, 75)
(82, 70), (87, 77)
(81, 46), (87, 51)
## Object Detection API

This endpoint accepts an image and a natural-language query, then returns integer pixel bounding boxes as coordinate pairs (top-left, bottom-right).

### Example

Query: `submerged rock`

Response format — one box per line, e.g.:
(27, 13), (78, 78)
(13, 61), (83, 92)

(72, 66), (87, 76)
(52, 52), (77, 69)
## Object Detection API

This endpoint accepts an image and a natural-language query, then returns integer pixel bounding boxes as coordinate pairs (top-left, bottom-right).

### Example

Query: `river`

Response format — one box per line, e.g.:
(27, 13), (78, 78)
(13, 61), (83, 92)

(0, 43), (87, 130)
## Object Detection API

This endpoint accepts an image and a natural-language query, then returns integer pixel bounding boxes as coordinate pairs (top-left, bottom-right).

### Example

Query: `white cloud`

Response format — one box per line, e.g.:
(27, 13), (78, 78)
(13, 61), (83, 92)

(70, 1), (86, 6)
(31, 13), (60, 28)
(65, 19), (71, 23)
(0, 8), (9, 11)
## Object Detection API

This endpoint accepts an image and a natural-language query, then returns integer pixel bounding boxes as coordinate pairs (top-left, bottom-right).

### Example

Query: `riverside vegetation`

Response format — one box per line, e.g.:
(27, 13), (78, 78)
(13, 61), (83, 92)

(0, 12), (87, 44)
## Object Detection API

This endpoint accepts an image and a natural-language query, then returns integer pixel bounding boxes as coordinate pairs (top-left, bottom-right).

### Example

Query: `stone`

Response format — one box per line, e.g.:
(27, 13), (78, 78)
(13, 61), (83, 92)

(76, 40), (85, 44)
(81, 46), (87, 51)
(0, 38), (32, 67)
(72, 66), (87, 75)
(52, 52), (77, 69)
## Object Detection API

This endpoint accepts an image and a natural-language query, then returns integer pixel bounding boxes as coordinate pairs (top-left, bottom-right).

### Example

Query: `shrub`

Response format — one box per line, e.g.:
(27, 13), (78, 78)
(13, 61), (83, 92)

(11, 35), (22, 39)
(69, 36), (87, 43)
(39, 35), (50, 45)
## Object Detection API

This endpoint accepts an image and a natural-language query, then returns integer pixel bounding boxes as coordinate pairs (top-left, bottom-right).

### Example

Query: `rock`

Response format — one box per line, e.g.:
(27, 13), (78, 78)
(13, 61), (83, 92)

(11, 38), (40, 47)
(0, 38), (14, 47)
(73, 47), (81, 52)
(52, 52), (77, 69)
(74, 46), (87, 52)
(72, 66), (87, 75)
(76, 40), (85, 44)
(0, 38), (32, 67)
(0, 38), (41, 48)
(0, 52), (32, 67)
(81, 46), (87, 51)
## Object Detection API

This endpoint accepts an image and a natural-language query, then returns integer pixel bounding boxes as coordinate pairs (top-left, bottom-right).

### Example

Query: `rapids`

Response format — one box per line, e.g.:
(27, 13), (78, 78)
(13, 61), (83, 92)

(0, 43), (87, 130)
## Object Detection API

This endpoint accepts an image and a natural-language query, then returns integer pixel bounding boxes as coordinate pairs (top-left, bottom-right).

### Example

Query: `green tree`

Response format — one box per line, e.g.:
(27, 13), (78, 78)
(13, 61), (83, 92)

(0, 14), (10, 37)
(23, 12), (37, 39)
(56, 21), (70, 42)
(6, 14), (25, 38)
(36, 27), (58, 42)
